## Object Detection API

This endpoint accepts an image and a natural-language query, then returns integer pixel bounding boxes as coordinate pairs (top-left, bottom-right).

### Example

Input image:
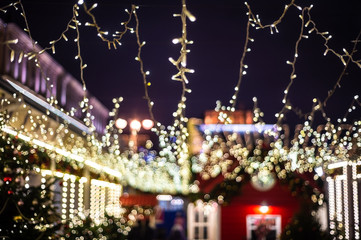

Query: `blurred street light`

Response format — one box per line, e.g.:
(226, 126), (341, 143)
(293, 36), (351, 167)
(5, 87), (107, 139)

(130, 119), (141, 132)
(142, 119), (154, 130)
(115, 118), (154, 151)
(115, 118), (127, 129)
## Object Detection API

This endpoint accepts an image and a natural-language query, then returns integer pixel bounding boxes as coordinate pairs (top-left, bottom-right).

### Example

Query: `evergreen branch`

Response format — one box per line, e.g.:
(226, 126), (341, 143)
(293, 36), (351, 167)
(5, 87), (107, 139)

(0, 198), (10, 215)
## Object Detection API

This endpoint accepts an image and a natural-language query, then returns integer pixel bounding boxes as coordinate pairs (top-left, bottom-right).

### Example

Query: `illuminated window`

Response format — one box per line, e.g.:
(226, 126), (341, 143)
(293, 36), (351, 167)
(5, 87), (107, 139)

(187, 201), (220, 240)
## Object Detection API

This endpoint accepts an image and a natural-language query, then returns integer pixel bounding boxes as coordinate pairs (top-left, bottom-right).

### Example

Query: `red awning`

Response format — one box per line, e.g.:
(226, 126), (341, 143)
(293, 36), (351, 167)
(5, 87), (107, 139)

(119, 194), (158, 207)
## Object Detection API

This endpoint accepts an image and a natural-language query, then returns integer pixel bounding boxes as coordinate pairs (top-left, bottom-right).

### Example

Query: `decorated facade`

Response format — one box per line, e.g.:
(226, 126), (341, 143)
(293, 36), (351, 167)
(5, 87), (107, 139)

(186, 110), (358, 240)
(0, 19), (127, 239)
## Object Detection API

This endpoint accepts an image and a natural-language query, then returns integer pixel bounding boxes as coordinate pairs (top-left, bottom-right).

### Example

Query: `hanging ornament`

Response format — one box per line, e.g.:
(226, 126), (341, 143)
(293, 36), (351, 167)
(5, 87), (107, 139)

(29, 154), (35, 163)
(3, 167), (12, 174)
(251, 169), (276, 191)
(32, 199), (38, 205)
(4, 176), (13, 182)
(15, 176), (21, 183)
(13, 215), (23, 223)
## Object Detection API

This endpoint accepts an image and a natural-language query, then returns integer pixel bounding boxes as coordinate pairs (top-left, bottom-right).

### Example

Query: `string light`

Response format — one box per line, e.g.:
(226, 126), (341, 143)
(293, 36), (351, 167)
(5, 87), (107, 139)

(353, 163), (360, 239)
(106, 183), (122, 218)
(62, 174), (68, 222)
(100, 181), (106, 220)
(40, 169), (122, 228)
(327, 177), (336, 232)
(90, 179), (100, 223)
(78, 177), (87, 217)
(82, 3), (135, 50)
(343, 166), (350, 239)
(326, 163), (361, 239)
(336, 174), (345, 237)
(69, 175), (76, 220)
(0, 0), (360, 209)
(220, 1), (361, 127)
(132, 0), (196, 193)
(133, 7), (156, 122)
(90, 179), (122, 224)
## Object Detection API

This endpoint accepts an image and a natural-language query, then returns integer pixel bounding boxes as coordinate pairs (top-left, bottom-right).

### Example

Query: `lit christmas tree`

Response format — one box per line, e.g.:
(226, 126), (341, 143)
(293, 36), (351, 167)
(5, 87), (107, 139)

(0, 134), (61, 239)
(281, 203), (331, 240)
(63, 213), (130, 240)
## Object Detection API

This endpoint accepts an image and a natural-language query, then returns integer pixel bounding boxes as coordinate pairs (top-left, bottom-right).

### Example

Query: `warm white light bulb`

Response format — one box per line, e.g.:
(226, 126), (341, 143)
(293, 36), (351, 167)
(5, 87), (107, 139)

(115, 118), (127, 129)
(172, 38), (180, 44)
(260, 205), (269, 214)
(142, 119), (154, 130)
(130, 119), (141, 131)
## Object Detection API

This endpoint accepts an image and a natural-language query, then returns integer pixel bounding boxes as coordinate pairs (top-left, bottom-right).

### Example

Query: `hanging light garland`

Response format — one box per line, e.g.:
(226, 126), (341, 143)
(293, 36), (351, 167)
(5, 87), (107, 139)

(0, 0), (360, 198)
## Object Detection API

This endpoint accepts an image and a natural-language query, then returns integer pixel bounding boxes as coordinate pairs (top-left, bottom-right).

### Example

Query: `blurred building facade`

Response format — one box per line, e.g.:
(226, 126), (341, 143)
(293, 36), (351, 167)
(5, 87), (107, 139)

(0, 19), (122, 224)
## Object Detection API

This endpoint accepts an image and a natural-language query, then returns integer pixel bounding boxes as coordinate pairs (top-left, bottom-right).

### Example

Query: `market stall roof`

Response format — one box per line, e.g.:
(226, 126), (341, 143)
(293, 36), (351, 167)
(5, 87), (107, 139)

(119, 194), (158, 207)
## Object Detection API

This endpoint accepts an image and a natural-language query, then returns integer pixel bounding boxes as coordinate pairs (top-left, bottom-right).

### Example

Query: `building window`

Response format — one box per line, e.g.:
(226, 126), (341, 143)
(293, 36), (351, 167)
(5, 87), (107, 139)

(246, 214), (281, 240)
(187, 200), (220, 240)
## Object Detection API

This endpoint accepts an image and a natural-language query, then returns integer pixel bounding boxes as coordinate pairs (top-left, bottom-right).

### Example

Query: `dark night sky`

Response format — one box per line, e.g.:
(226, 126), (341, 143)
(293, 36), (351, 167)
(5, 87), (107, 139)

(2, 0), (361, 126)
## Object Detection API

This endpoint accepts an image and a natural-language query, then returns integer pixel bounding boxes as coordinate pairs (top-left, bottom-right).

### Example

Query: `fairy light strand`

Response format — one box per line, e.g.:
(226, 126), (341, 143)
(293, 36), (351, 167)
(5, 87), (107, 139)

(13, 1), (55, 107)
(3, 1), (98, 137)
(0, 2), (18, 13)
(0, 3), (360, 237)
(343, 95), (361, 120)
(1, 0), (360, 201)
(81, 2), (135, 50)
(133, 2), (195, 193)
(215, 0), (299, 125)
(246, 0), (296, 31)
(0, 0), (193, 196)
(169, 0), (195, 123)
(275, 7), (307, 124)
(1, 0), (194, 195)
(243, 2), (361, 125)
(230, 3), (252, 110)
(133, 6), (156, 123)
(321, 31), (361, 108)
